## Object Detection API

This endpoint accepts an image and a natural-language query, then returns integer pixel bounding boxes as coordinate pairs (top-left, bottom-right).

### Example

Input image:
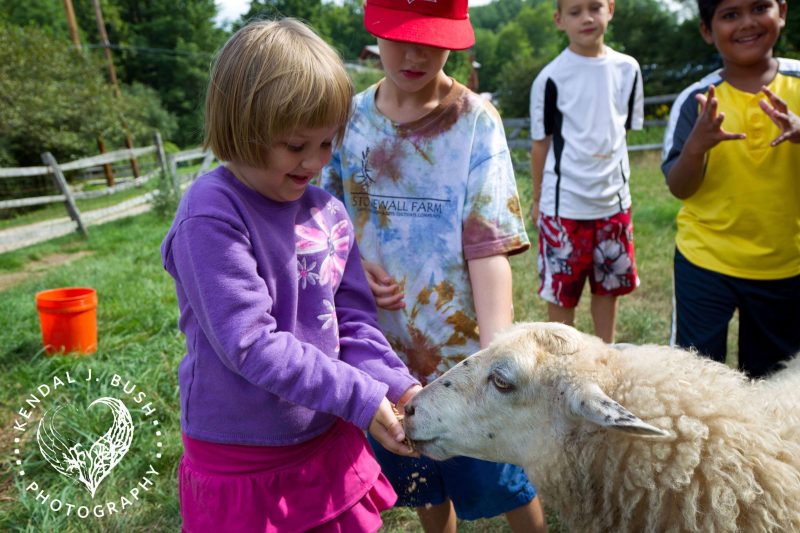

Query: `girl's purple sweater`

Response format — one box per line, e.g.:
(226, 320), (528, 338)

(161, 166), (418, 445)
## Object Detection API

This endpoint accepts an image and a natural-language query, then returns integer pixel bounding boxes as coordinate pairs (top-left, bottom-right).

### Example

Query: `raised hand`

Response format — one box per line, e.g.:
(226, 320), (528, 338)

(759, 85), (800, 147)
(685, 84), (746, 155)
(666, 85), (747, 199)
(361, 259), (404, 310)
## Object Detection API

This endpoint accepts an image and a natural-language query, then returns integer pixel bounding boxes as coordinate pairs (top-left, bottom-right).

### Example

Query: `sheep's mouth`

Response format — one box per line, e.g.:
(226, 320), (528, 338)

(407, 437), (440, 452)
(408, 436), (457, 461)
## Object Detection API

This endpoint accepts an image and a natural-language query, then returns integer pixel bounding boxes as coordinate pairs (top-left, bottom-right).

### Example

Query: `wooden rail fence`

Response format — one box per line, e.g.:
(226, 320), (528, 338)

(504, 93), (677, 153)
(0, 132), (217, 253)
(0, 94), (676, 253)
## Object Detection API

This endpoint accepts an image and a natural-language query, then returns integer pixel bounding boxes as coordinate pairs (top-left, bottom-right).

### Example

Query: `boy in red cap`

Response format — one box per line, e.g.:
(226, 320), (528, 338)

(322, 0), (547, 531)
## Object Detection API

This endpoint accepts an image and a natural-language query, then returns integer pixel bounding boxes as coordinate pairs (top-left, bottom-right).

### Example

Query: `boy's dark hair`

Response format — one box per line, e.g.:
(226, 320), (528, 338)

(698, 0), (784, 28)
(697, 0), (719, 28)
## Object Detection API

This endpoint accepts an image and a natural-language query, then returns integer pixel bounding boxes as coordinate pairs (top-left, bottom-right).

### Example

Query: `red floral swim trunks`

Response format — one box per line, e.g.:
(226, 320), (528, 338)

(537, 209), (639, 308)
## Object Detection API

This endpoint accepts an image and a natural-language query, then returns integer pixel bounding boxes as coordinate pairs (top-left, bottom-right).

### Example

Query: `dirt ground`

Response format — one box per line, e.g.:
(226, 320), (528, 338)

(0, 251), (92, 292)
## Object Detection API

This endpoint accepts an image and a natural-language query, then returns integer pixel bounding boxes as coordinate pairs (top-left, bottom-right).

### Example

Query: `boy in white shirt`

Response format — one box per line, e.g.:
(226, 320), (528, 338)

(529, 0), (644, 342)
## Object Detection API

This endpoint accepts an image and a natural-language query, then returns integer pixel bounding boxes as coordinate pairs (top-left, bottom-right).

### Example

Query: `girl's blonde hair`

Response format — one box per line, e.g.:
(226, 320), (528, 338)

(204, 19), (353, 166)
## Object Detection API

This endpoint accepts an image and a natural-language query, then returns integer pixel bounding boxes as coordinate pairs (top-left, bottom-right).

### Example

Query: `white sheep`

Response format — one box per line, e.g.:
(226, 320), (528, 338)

(403, 321), (800, 532)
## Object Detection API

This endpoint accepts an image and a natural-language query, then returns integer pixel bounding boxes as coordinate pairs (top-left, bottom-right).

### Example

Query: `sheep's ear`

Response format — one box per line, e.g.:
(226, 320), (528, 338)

(528, 323), (583, 355)
(567, 383), (670, 437)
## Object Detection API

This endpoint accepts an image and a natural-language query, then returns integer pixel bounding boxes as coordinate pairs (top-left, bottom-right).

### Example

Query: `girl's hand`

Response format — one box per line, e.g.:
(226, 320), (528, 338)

(369, 397), (417, 456)
(396, 384), (422, 415)
(361, 260), (404, 310)
(759, 86), (800, 146)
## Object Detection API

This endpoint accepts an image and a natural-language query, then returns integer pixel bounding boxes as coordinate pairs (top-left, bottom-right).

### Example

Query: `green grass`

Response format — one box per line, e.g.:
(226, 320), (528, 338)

(0, 212), (182, 532)
(0, 151), (687, 531)
(628, 125), (666, 147)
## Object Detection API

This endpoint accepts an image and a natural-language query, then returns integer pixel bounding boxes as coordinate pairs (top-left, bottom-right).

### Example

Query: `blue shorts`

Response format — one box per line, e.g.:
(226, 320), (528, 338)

(673, 248), (800, 378)
(367, 434), (536, 520)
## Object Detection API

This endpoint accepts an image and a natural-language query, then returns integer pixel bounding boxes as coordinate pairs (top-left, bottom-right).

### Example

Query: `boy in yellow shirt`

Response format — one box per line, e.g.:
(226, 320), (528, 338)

(661, 0), (800, 377)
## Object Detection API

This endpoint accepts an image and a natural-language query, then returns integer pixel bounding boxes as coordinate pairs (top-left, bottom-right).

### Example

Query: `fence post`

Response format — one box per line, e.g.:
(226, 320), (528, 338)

(153, 131), (169, 179)
(194, 151), (216, 181)
(124, 134), (141, 179)
(154, 131), (179, 196)
(96, 136), (115, 187)
(168, 154), (178, 184)
(41, 152), (88, 236)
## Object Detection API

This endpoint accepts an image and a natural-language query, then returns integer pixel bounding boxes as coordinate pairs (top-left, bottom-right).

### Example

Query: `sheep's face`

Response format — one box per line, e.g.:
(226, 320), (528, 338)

(404, 322), (669, 467)
(403, 322), (586, 463)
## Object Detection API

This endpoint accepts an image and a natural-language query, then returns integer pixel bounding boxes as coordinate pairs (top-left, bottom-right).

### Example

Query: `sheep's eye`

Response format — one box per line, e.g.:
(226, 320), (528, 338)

(490, 373), (514, 392)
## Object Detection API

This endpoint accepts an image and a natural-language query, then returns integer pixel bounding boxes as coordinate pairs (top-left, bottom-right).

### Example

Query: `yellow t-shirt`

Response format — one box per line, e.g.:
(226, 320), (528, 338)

(675, 71), (800, 280)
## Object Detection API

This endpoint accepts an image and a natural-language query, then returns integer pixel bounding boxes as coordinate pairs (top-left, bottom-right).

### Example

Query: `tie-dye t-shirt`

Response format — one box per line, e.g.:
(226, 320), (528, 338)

(321, 80), (530, 385)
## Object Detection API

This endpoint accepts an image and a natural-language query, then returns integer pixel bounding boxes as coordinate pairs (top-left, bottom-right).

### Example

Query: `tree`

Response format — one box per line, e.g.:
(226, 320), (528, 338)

(487, 21), (536, 105)
(516, 4), (562, 58)
(469, 1), (561, 95)
(470, 0), (529, 32)
(0, 22), (169, 166)
(96, 0), (226, 147)
(119, 82), (179, 144)
(444, 50), (474, 87)
(606, 0), (717, 95)
(473, 27), (500, 92)
(496, 53), (548, 118)
(314, 0), (373, 60)
(236, 0), (322, 26)
(0, 0), (70, 37)
(2, 0), (226, 147)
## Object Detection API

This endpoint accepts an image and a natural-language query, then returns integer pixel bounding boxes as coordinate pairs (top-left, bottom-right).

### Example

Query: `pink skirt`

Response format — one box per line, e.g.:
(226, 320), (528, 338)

(179, 420), (397, 532)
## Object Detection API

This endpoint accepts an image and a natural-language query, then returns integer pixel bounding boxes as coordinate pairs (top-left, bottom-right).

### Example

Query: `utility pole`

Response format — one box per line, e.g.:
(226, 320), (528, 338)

(63, 0), (82, 51)
(92, 0), (120, 98)
(91, 0), (140, 181)
(63, 0), (115, 184)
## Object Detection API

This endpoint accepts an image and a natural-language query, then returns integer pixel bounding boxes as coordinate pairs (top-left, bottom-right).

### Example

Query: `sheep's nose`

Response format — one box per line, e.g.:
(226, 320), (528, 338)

(404, 404), (415, 417)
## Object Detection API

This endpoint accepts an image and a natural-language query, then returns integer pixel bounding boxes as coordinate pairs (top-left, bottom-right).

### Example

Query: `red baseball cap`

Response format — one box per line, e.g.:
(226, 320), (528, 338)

(364, 0), (475, 51)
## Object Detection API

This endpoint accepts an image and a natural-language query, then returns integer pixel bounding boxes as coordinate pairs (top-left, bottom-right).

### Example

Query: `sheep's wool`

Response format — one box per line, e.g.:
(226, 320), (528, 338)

(406, 323), (800, 533)
(542, 346), (800, 532)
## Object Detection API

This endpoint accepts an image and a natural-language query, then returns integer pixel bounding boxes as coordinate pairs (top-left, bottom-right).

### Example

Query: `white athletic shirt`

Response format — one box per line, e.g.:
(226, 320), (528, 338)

(530, 46), (644, 219)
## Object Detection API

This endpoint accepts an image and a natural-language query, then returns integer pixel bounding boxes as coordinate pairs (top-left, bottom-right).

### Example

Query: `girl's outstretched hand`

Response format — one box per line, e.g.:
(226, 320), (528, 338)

(396, 384), (422, 415)
(759, 86), (800, 146)
(369, 397), (417, 456)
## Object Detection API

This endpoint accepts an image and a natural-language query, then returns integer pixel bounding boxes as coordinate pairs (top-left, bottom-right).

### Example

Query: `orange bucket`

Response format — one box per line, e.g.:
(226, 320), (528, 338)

(35, 287), (98, 355)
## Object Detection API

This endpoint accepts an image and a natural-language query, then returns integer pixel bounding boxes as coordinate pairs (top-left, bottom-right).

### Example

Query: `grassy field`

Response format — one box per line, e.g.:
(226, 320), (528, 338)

(0, 151), (689, 532)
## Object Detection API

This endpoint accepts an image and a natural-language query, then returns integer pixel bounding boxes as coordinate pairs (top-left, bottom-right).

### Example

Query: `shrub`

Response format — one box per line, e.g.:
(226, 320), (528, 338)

(0, 23), (175, 167)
